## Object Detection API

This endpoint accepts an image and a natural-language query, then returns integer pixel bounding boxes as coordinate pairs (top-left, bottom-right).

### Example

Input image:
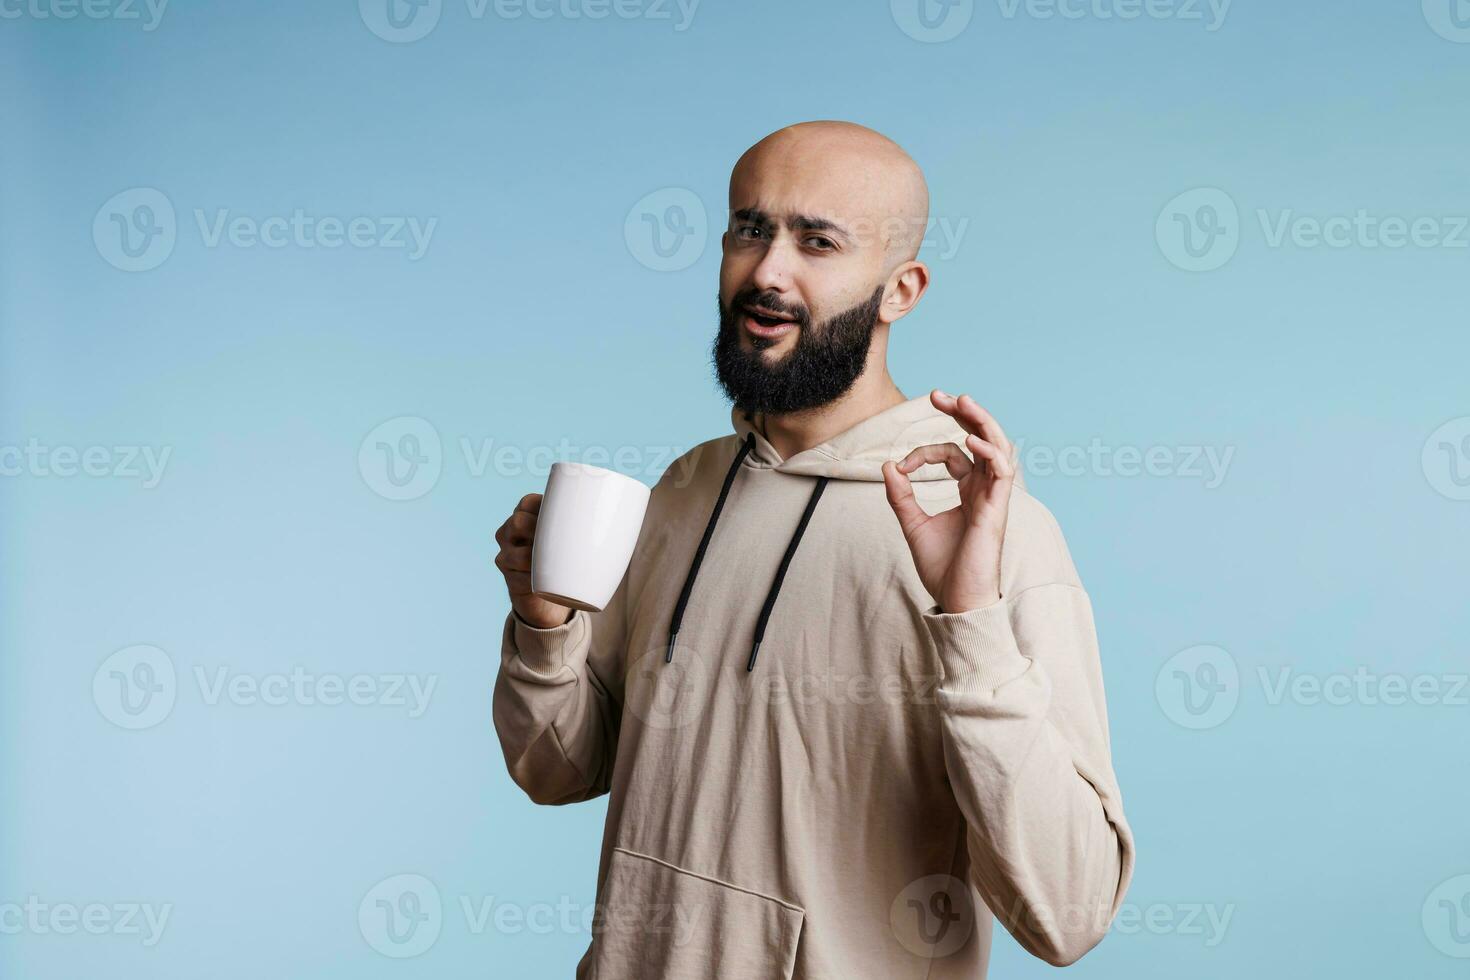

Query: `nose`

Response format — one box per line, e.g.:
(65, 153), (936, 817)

(750, 237), (796, 294)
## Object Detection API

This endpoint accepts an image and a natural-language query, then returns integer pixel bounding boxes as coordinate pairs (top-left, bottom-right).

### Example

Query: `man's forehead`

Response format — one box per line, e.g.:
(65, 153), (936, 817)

(728, 180), (889, 235)
(731, 156), (885, 217)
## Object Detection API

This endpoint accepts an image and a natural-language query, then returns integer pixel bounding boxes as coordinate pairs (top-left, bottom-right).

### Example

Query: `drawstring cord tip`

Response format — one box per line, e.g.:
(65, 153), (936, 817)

(665, 634), (677, 664)
(746, 641), (761, 672)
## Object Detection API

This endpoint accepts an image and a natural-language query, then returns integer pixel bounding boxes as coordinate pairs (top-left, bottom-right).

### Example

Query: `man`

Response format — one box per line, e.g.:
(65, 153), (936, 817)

(493, 120), (1135, 978)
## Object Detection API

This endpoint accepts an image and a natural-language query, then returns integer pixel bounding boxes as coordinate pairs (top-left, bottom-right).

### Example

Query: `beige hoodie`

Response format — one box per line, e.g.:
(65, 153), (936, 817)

(493, 394), (1136, 979)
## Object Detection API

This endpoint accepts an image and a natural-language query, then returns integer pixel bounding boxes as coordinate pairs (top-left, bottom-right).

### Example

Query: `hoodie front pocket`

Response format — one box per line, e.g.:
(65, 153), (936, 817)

(590, 846), (804, 980)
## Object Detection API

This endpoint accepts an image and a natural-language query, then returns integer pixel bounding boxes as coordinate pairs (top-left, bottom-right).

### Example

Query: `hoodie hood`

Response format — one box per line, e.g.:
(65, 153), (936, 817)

(732, 393), (1026, 488)
(667, 394), (1025, 673)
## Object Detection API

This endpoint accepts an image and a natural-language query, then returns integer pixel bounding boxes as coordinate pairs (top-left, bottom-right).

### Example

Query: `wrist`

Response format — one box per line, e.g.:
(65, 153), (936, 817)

(513, 606), (574, 630)
(939, 590), (1003, 614)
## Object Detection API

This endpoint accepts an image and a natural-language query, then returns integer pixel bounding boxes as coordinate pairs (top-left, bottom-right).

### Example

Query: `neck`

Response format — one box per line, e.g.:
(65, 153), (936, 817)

(754, 363), (907, 461)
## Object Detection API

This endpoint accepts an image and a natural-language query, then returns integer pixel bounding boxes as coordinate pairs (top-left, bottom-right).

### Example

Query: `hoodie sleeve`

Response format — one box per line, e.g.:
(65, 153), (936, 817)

(919, 501), (1136, 967)
(492, 579), (627, 806)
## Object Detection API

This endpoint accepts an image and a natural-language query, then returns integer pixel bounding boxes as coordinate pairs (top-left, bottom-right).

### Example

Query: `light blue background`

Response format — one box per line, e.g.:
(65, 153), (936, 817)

(2, 0), (1468, 976)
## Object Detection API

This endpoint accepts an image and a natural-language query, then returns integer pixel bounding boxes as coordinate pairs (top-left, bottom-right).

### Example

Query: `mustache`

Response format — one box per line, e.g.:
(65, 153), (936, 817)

(728, 287), (811, 329)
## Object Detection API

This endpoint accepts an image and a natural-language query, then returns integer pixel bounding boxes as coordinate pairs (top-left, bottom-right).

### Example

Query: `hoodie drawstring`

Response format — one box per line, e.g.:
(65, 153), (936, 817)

(746, 474), (828, 671)
(665, 432), (753, 665)
(665, 431), (830, 672)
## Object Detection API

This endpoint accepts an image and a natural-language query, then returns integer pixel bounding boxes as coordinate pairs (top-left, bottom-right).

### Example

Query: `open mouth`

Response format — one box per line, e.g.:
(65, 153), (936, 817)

(741, 305), (799, 338)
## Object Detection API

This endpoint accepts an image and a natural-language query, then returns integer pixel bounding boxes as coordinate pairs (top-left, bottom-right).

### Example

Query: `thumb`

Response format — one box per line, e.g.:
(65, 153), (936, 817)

(882, 460), (927, 538)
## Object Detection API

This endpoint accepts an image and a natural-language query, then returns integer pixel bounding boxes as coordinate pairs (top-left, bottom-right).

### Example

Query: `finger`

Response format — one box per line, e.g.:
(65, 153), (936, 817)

(955, 394), (1011, 456)
(931, 389), (1011, 456)
(501, 568), (534, 593)
(965, 433), (1015, 481)
(498, 509), (537, 545)
(493, 520), (524, 548)
(494, 544), (533, 573)
(898, 441), (973, 482)
(882, 460), (929, 538)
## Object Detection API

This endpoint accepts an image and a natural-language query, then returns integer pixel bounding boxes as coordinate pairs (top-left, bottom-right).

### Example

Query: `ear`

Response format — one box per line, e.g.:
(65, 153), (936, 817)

(878, 261), (930, 326)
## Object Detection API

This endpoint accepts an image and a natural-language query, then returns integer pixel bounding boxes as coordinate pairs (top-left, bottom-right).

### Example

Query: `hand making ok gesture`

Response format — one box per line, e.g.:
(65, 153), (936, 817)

(881, 389), (1018, 614)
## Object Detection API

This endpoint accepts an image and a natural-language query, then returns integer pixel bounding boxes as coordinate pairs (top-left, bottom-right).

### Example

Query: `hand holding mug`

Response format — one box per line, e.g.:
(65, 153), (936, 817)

(494, 462), (651, 630)
(495, 493), (574, 629)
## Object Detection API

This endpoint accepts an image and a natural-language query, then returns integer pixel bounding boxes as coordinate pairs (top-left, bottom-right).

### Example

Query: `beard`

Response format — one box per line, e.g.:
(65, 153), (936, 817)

(712, 284), (884, 416)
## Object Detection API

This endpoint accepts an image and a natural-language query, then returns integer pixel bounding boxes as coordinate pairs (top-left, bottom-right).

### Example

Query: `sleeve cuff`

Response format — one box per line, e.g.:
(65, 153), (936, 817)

(509, 608), (585, 676)
(921, 599), (1032, 693)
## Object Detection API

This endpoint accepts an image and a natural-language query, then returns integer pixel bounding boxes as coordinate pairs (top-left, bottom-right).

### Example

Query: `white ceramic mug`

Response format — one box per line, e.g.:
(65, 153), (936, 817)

(530, 462), (651, 612)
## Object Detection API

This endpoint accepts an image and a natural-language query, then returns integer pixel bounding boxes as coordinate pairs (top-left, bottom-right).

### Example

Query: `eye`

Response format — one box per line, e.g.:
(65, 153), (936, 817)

(734, 224), (765, 242)
(804, 235), (836, 251)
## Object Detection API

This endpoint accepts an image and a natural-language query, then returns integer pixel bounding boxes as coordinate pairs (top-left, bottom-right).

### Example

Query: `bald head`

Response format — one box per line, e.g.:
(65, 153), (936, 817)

(730, 120), (930, 266)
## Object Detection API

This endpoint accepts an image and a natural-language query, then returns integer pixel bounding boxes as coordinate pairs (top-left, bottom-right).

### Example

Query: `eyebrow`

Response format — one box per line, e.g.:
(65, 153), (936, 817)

(731, 208), (850, 241)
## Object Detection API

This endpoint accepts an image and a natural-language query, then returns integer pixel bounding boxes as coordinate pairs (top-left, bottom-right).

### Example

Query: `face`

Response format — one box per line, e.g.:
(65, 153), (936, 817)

(714, 162), (895, 415)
